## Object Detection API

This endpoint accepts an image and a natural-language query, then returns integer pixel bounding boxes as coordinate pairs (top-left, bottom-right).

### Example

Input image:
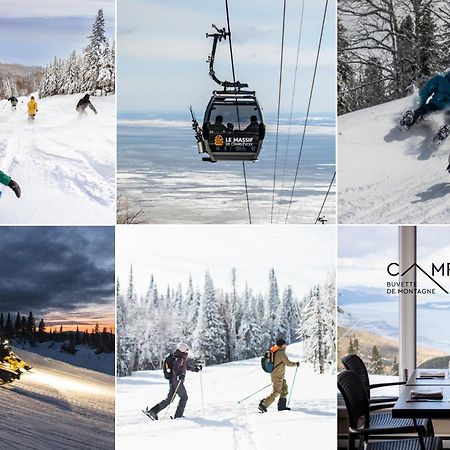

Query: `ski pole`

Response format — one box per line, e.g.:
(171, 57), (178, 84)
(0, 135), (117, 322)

(288, 365), (299, 407)
(199, 370), (205, 416)
(163, 379), (182, 420)
(237, 382), (272, 404)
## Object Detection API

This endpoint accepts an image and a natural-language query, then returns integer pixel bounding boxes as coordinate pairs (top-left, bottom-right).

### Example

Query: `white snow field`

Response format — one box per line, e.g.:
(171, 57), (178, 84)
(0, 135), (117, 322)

(15, 341), (114, 375)
(0, 347), (115, 449)
(117, 343), (336, 450)
(338, 94), (450, 224)
(0, 94), (115, 224)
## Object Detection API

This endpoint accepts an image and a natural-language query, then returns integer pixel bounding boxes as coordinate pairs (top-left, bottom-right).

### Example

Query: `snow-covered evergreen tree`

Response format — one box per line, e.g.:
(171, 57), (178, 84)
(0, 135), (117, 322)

(39, 9), (115, 98)
(192, 272), (227, 365)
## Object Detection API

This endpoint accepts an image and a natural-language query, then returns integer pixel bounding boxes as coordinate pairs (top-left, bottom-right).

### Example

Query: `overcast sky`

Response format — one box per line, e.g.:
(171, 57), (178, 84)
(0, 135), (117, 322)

(116, 225), (335, 300)
(0, 227), (115, 329)
(118, 0), (336, 113)
(338, 226), (450, 300)
(0, 0), (114, 66)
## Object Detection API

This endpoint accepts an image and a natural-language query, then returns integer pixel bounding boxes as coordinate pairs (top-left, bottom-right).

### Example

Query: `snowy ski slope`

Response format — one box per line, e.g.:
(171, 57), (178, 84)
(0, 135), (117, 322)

(116, 343), (335, 450)
(0, 94), (115, 224)
(338, 94), (450, 223)
(0, 347), (115, 449)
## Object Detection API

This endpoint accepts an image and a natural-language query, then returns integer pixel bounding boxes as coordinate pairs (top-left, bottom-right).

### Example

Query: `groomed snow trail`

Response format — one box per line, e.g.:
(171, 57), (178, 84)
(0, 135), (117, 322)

(0, 94), (115, 224)
(0, 347), (114, 450)
(338, 95), (450, 224)
(116, 343), (335, 450)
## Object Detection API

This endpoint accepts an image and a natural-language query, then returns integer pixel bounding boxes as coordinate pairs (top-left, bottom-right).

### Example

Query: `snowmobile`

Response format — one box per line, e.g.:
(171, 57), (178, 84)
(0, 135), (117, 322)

(0, 362), (21, 384)
(0, 340), (32, 372)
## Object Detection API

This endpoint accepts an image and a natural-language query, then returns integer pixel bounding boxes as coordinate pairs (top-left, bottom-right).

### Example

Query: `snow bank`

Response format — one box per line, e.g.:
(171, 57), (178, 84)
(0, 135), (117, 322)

(0, 93), (115, 224)
(116, 343), (336, 450)
(338, 94), (450, 223)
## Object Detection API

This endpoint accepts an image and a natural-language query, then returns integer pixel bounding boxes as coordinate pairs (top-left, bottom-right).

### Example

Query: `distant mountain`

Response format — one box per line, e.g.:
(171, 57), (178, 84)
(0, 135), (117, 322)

(0, 62), (44, 77)
(0, 62), (44, 98)
(339, 287), (395, 305)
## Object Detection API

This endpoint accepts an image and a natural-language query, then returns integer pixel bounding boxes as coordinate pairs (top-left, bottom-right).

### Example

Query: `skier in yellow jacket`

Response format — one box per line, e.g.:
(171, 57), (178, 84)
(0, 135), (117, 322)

(259, 338), (299, 413)
(27, 96), (38, 121)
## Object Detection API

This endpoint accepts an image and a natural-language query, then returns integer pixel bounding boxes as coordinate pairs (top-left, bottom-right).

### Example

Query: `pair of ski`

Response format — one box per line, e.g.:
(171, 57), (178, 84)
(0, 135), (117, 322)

(399, 110), (450, 147)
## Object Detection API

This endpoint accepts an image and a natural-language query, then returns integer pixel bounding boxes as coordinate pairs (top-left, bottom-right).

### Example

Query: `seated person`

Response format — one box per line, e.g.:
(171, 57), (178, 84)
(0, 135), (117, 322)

(226, 122), (234, 131)
(209, 115), (227, 133)
(244, 115), (260, 133)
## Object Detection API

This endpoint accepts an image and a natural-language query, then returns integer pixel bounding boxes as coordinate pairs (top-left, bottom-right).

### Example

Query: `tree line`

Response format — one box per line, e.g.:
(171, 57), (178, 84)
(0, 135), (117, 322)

(0, 311), (114, 354)
(117, 267), (335, 376)
(338, 0), (450, 114)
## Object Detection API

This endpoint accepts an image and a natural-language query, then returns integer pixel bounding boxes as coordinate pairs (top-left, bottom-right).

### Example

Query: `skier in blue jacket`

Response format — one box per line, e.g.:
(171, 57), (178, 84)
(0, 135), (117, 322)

(401, 71), (450, 129)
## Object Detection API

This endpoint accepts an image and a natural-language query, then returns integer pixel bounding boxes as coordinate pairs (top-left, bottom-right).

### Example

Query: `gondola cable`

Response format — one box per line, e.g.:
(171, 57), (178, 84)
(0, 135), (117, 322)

(224, 0), (252, 224)
(314, 171), (335, 224)
(284, 0), (329, 224)
(276, 0), (305, 224)
(270, 0), (287, 224)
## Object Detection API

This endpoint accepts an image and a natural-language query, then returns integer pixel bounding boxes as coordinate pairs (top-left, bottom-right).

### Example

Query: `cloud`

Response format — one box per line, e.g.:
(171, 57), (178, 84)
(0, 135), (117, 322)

(0, 0), (115, 18)
(0, 227), (114, 315)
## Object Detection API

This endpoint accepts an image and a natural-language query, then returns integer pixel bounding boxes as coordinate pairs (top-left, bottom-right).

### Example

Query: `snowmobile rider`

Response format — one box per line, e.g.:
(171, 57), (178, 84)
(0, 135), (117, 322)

(76, 94), (98, 115)
(0, 170), (21, 198)
(145, 342), (201, 420)
(27, 96), (38, 121)
(8, 96), (18, 111)
(402, 71), (450, 128)
(259, 338), (299, 413)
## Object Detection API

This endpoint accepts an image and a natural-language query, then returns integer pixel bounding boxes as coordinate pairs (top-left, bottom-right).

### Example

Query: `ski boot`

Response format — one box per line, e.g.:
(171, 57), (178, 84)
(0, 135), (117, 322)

(142, 407), (158, 421)
(278, 397), (292, 411)
(433, 125), (450, 147)
(398, 110), (415, 132)
(258, 400), (267, 413)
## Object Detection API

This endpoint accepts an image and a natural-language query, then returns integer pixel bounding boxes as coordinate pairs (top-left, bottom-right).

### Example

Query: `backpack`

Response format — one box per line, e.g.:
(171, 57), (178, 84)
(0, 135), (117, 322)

(163, 353), (176, 380)
(261, 348), (279, 373)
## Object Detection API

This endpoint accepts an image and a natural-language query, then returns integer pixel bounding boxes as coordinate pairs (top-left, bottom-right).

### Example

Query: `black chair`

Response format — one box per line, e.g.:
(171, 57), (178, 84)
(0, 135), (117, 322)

(342, 354), (404, 404)
(338, 370), (438, 450)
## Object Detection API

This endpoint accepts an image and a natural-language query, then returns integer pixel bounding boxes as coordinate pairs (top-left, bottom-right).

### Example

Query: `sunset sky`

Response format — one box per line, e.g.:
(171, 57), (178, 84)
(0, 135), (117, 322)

(0, 227), (115, 332)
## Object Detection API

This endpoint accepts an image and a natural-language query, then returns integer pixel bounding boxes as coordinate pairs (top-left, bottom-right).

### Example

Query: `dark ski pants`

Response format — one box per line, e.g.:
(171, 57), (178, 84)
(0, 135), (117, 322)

(151, 381), (188, 418)
(412, 102), (440, 124)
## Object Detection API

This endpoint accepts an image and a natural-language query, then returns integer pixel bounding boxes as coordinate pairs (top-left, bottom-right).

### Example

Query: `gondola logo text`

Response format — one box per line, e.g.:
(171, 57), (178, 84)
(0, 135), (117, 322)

(385, 262), (449, 295)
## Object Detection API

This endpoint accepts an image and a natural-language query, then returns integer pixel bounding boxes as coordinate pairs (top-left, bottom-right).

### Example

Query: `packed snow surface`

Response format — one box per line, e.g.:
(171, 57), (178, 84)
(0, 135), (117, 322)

(0, 347), (114, 449)
(338, 95), (450, 223)
(0, 94), (115, 224)
(15, 341), (114, 375)
(116, 343), (335, 449)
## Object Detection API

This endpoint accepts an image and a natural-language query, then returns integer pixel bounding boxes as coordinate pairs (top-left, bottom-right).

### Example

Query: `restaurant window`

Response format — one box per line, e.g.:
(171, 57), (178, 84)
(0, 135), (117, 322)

(338, 226), (400, 393)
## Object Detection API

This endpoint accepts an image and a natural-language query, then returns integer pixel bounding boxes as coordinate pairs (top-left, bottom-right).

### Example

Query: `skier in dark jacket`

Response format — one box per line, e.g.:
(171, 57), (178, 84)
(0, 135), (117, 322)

(144, 342), (202, 420)
(76, 94), (97, 115)
(0, 171), (21, 198)
(8, 96), (18, 111)
(401, 71), (450, 129)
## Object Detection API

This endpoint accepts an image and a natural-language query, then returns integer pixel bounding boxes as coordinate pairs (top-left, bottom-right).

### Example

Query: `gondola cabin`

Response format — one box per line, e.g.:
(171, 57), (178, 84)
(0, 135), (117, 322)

(200, 91), (265, 162)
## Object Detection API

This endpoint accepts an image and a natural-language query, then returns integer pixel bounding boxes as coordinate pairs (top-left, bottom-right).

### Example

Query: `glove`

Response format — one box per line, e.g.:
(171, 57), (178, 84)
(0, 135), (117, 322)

(177, 374), (185, 381)
(8, 179), (21, 198)
(296, 361), (300, 367)
(192, 364), (202, 372)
